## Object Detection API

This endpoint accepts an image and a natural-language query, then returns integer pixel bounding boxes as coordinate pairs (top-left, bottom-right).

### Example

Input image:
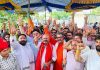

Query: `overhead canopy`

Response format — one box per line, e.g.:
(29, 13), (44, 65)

(13, 0), (69, 12)
(14, 0), (100, 12)
(65, 0), (100, 12)
(0, 0), (100, 12)
(0, 0), (21, 10)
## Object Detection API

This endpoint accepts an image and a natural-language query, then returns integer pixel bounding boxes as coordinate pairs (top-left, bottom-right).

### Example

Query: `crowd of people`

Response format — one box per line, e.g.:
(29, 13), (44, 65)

(0, 14), (100, 70)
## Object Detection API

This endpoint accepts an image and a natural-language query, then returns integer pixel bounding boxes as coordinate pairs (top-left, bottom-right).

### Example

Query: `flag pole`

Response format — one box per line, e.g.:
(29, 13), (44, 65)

(45, 6), (46, 24)
(27, 0), (30, 18)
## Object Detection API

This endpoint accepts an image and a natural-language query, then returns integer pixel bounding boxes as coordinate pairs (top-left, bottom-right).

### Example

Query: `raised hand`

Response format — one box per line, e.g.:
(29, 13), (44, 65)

(17, 16), (23, 26)
(47, 17), (52, 26)
(84, 15), (88, 20)
(53, 19), (57, 26)
(84, 15), (88, 25)
(62, 21), (65, 28)
(77, 43), (85, 50)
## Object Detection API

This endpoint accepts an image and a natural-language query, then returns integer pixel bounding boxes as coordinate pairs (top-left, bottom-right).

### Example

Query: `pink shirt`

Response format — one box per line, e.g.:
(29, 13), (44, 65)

(66, 50), (85, 70)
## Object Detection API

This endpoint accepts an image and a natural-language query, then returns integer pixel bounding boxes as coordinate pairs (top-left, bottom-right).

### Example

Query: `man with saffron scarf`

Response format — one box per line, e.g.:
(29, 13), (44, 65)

(43, 24), (67, 70)
(53, 33), (67, 70)
(35, 34), (56, 70)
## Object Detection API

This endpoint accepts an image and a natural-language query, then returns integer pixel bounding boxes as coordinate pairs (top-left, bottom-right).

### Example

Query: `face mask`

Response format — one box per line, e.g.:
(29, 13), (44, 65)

(96, 45), (100, 52)
(19, 41), (27, 46)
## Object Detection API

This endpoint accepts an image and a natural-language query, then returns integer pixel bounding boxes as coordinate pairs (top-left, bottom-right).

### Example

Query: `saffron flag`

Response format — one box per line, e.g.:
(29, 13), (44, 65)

(27, 16), (34, 35)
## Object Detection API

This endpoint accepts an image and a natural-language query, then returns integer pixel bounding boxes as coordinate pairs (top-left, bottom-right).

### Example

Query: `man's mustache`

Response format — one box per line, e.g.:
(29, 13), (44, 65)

(96, 45), (100, 47)
(44, 40), (48, 42)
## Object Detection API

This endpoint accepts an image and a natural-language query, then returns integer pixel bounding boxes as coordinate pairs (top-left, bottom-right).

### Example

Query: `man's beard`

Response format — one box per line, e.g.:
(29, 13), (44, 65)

(19, 41), (27, 46)
(96, 45), (100, 52)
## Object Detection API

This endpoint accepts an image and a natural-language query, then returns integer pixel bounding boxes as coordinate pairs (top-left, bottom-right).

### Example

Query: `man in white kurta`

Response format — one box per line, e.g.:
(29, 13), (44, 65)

(11, 34), (35, 70)
(76, 35), (100, 70)
(53, 33), (67, 70)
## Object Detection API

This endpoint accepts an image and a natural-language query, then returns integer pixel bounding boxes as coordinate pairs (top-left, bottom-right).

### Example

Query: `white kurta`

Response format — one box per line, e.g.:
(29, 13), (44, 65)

(81, 48), (100, 70)
(11, 42), (35, 70)
(55, 42), (67, 60)
(41, 45), (55, 70)
(54, 42), (67, 70)
(10, 35), (17, 44)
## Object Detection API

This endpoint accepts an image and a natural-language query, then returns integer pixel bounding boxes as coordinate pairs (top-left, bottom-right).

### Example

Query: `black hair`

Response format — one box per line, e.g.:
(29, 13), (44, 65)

(51, 29), (57, 33)
(67, 31), (73, 35)
(18, 34), (27, 38)
(3, 32), (10, 38)
(64, 27), (69, 30)
(57, 32), (64, 37)
(1, 30), (3, 33)
(75, 33), (83, 39)
(2, 32), (10, 47)
(95, 35), (100, 40)
(32, 28), (41, 34)
(39, 25), (43, 34)
(93, 22), (98, 29)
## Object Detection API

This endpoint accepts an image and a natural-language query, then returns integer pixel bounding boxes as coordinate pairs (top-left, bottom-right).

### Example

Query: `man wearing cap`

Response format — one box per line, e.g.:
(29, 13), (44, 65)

(0, 37), (20, 70)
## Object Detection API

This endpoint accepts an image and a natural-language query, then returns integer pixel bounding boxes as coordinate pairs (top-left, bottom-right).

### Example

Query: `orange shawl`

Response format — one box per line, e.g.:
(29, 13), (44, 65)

(44, 26), (57, 45)
(53, 42), (64, 70)
(35, 42), (53, 70)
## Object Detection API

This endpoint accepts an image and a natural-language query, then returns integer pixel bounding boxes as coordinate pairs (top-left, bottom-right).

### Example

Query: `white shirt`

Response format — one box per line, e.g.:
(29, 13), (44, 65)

(54, 42), (67, 70)
(11, 42), (35, 70)
(0, 53), (20, 70)
(41, 45), (55, 70)
(66, 50), (84, 70)
(10, 35), (17, 44)
(55, 42), (67, 60)
(41, 46), (46, 69)
(81, 48), (100, 70)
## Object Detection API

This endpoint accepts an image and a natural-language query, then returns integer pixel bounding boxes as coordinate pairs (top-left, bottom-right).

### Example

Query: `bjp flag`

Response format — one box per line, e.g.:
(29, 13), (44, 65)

(27, 16), (34, 35)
